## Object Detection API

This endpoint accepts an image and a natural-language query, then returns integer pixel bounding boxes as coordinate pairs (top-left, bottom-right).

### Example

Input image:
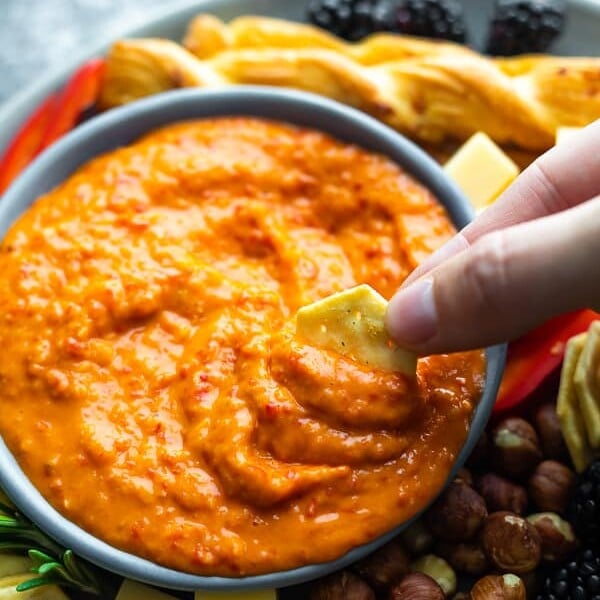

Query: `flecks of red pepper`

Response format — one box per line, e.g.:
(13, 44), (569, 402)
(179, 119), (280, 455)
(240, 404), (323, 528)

(494, 308), (600, 414)
(0, 58), (105, 195)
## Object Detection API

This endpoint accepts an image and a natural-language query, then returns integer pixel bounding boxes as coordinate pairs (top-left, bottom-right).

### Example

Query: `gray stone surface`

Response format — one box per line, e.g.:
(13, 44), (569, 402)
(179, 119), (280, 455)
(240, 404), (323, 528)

(0, 0), (186, 106)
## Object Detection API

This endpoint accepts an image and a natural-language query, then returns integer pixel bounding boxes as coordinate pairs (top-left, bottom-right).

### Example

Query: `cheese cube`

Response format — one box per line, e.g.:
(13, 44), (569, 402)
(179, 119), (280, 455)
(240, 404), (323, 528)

(0, 555), (31, 578)
(116, 580), (179, 600)
(444, 132), (519, 211)
(195, 590), (277, 600)
(0, 573), (68, 599)
(556, 126), (583, 144)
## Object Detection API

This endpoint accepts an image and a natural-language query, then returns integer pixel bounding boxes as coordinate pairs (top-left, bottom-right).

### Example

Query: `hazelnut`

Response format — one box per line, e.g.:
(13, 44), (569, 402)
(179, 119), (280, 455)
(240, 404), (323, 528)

(491, 417), (542, 478)
(389, 572), (445, 600)
(526, 512), (578, 563)
(475, 473), (528, 515)
(455, 467), (473, 487)
(411, 554), (457, 596)
(534, 402), (568, 461)
(436, 540), (488, 575)
(467, 430), (490, 470)
(400, 520), (434, 556)
(528, 460), (576, 514)
(470, 574), (526, 600)
(425, 481), (487, 542)
(310, 571), (375, 600)
(481, 511), (541, 574)
(354, 539), (410, 589)
(519, 570), (540, 598)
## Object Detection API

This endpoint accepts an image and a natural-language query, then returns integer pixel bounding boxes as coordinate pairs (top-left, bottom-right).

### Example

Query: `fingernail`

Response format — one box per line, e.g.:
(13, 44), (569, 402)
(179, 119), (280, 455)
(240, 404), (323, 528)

(386, 278), (438, 346)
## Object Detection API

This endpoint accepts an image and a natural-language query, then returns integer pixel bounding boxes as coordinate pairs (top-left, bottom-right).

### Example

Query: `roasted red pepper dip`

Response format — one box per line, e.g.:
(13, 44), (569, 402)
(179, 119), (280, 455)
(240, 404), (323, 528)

(0, 118), (485, 575)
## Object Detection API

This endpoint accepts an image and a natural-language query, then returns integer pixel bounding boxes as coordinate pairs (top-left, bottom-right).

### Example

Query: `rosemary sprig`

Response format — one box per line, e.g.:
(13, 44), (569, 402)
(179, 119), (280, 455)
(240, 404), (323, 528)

(0, 500), (113, 597)
(16, 549), (103, 596)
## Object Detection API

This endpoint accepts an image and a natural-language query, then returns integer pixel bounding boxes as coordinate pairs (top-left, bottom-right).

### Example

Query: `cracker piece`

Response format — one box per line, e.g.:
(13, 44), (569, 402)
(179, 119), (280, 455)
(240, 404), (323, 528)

(295, 284), (417, 376)
(0, 556), (32, 579)
(557, 333), (596, 472)
(574, 321), (600, 448)
(0, 573), (68, 598)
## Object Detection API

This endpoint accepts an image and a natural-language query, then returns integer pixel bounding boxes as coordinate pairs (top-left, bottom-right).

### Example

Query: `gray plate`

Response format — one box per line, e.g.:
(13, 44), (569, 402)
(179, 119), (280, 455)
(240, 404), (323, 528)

(0, 0), (597, 593)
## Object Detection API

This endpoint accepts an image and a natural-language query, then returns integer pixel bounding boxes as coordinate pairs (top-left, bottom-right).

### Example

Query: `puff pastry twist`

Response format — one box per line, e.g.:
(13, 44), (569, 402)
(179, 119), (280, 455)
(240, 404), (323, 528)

(100, 15), (600, 151)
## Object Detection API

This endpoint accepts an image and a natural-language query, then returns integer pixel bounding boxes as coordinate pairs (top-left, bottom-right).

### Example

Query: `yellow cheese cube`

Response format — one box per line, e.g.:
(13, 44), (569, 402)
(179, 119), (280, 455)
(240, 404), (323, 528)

(116, 580), (179, 600)
(0, 555), (31, 578)
(556, 126), (583, 144)
(444, 132), (519, 211)
(0, 573), (68, 599)
(195, 590), (277, 600)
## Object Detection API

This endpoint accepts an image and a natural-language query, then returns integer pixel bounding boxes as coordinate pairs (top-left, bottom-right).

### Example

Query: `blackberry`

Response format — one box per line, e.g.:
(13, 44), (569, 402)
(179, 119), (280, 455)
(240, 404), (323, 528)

(486, 0), (566, 56)
(536, 547), (600, 600)
(306, 0), (392, 41)
(568, 460), (600, 548)
(388, 0), (467, 43)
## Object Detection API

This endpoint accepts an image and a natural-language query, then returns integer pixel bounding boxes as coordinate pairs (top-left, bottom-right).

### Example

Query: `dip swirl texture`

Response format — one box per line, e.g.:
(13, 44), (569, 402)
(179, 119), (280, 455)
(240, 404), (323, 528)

(0, 118), (484, 575)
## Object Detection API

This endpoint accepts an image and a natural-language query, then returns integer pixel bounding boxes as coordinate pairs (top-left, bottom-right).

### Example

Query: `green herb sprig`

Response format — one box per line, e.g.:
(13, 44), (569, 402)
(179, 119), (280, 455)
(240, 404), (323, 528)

(0, 499), (114, 597)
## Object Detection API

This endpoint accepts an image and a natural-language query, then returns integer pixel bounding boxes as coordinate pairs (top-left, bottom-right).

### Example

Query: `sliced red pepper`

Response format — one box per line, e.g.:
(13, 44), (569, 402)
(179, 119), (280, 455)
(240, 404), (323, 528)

(39, 58), (106, 150)
(494, 308), (600, 413)
(0, 94), (58, 194)
(0, 58), (105, 196)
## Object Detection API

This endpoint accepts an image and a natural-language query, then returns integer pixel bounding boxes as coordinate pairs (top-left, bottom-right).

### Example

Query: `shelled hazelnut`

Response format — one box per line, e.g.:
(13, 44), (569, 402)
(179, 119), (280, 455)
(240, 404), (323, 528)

(411, 554), (457, 596)
(528, 460), (575, 514)
(519, 570), (539, 599)
(389, 572), (445, 600)
(467, 430), (490, 470)
(455, 467), (473, 487)
(491, 417), (543, 479)
(400, 520), (434, 556)
(436, 540), (488, 575)
(481, 512), (541, 574)
(425, 481), (487, 542)
(526, 512), (578, 563)
(354, 539), (410, 590)
(470, 574), (526, 600)
(310, 571), (375, 600)
(533, 402), (568, 461)
(475, 473), (528, 515)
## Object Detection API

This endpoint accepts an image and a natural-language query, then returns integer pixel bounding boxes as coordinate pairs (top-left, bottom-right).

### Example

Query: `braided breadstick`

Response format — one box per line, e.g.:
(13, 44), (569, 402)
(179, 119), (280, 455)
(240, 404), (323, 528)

(183, 14), (473, 64)
(100, 31), (600, 151)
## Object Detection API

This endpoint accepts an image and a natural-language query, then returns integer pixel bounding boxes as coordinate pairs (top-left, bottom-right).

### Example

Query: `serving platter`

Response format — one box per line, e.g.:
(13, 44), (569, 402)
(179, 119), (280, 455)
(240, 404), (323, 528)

(0, 0), (598, 598)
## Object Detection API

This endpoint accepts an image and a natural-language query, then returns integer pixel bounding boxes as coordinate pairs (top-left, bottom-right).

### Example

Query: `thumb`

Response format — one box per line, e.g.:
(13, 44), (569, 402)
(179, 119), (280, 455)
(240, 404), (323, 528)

(385, 196), (600, 354)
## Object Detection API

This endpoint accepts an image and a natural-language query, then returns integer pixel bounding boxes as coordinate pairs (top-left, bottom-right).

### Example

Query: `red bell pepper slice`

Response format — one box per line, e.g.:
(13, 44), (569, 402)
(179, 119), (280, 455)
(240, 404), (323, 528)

(39, 58), (105, 150)
(0, 94), (58, 194)
(494, 308), (600, 413)
(0, 58), (105, 195)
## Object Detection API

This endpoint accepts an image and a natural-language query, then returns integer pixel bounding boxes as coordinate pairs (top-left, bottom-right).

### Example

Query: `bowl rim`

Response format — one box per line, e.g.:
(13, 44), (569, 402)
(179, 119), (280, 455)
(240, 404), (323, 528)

(0, 86), (506, 591)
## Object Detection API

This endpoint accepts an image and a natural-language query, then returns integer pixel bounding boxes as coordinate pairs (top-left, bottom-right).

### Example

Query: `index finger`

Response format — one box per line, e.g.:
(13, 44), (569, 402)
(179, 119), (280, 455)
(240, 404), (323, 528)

(403, 118), (600, 285)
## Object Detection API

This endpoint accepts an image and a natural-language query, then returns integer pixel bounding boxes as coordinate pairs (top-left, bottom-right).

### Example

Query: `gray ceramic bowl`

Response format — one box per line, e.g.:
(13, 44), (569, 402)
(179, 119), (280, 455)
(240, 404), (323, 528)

(0, 86), (505, 592)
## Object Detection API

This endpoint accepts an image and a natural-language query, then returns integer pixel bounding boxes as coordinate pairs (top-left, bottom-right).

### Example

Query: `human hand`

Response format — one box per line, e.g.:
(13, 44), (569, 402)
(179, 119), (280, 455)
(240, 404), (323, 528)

(386, 119), (600, 354)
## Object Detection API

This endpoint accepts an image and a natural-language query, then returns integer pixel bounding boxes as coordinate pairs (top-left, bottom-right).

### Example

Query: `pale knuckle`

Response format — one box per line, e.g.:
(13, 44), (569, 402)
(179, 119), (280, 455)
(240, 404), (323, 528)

(530, 161), (569, 213)
(463, 232), (512, 313)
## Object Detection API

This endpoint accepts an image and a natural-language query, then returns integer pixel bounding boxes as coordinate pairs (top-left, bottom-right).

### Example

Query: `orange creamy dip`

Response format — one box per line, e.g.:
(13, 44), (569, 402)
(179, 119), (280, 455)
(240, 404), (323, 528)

(0, 118), (484, 576)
